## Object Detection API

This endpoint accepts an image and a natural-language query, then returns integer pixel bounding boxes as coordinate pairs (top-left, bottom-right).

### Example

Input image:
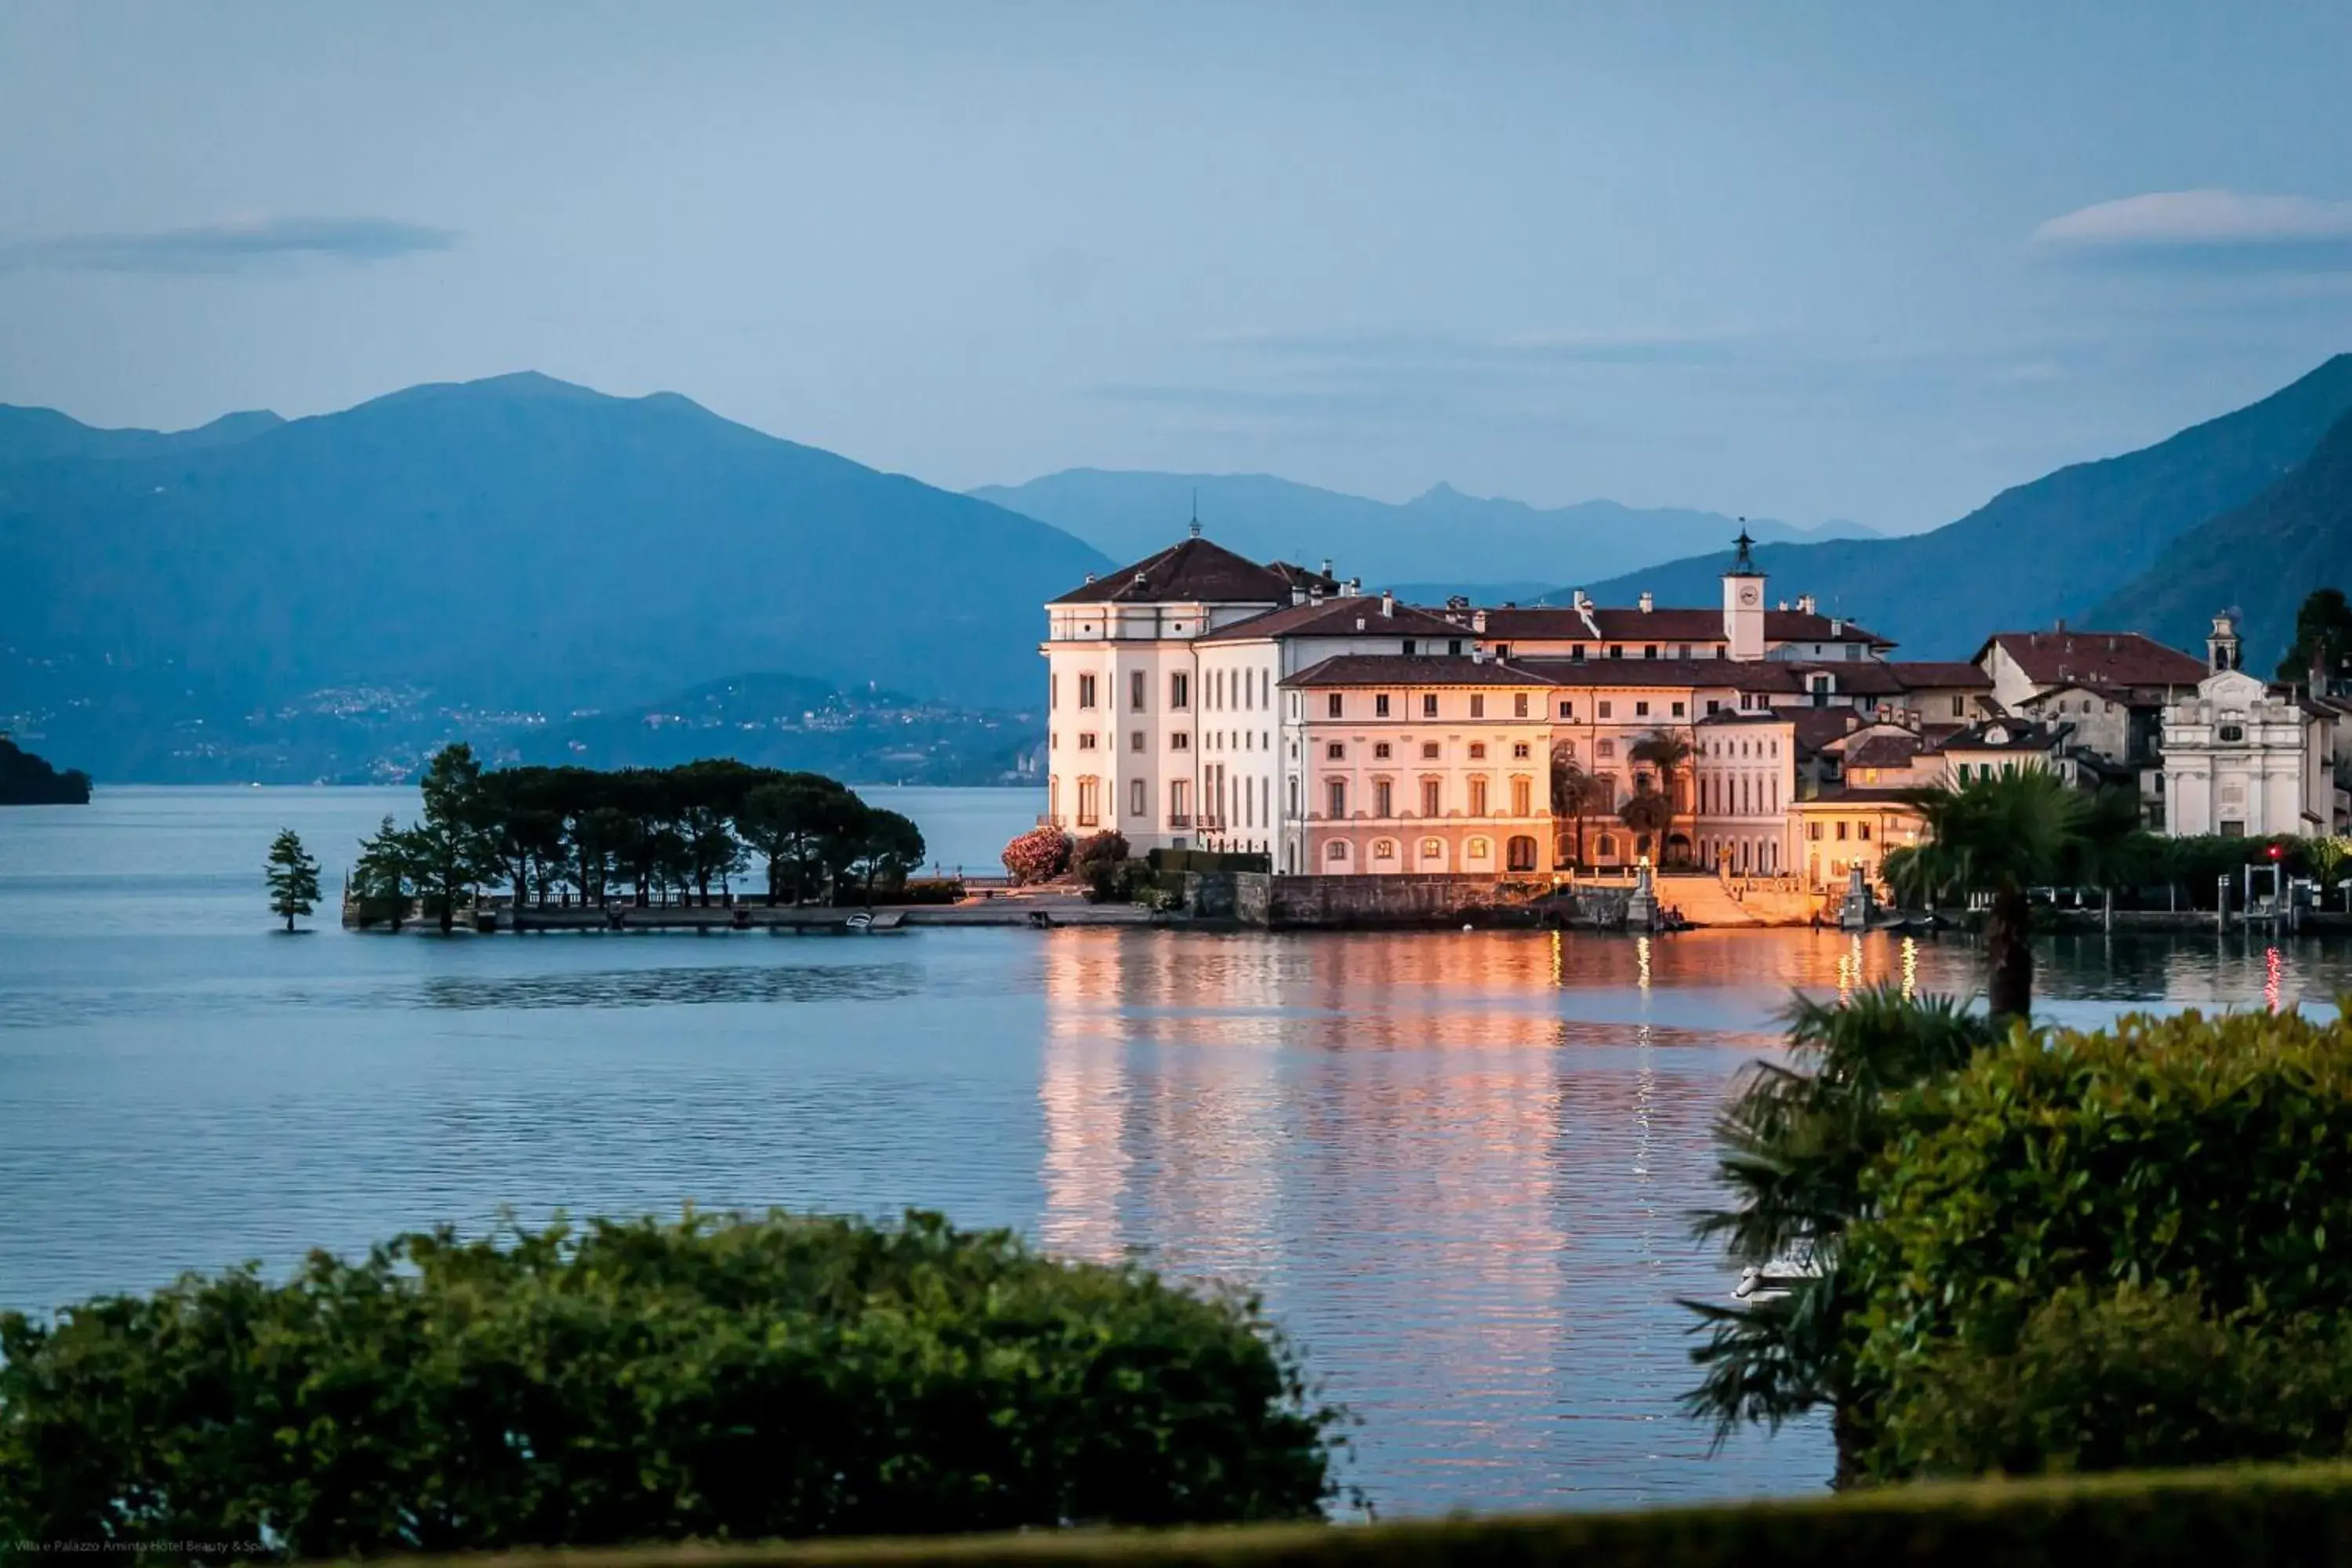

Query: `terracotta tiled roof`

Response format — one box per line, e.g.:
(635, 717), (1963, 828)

(1512, 656), (1803, 691)
(1932, 718), (2067, 753)
(1795, 787), (1927, 807)
(1842, 734), (1925, 770)
(1976, 630), (2206, 690)
(1283, 655), (1552, 688)
(1051, 536), (1315, 605)
(1886, 661), (1994, 690)
(1486, 604), (1893, 646)
(1198, 596), (1463, 644)
(1790, 708), (1865, 756)
(1787, 661), (1907, 695)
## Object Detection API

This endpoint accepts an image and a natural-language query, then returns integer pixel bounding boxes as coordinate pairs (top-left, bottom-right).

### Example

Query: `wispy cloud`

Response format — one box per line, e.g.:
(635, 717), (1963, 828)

(0, 213), (458, 274)
(2032, 190), (2352, 270)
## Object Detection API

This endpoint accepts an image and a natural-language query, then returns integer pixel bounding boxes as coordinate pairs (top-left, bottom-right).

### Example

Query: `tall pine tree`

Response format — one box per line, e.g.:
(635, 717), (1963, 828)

(265, 828), (323, 932)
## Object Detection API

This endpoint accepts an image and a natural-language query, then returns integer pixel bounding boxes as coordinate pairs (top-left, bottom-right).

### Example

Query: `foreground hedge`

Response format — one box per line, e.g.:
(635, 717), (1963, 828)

(340, 1464), (2352, 1568)
(0, 1211), (1338, 1555)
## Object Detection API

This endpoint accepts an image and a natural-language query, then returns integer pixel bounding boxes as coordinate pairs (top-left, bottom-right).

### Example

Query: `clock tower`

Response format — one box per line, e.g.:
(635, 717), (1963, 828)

(1722, 528), (1766, 662)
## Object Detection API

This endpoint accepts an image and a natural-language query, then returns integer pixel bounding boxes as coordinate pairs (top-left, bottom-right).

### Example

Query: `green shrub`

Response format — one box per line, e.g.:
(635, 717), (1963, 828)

(1875, 1284), (2352, 1479)
(1848, 1005), (2352, 1479)
(0, 1210), (1339, 1555)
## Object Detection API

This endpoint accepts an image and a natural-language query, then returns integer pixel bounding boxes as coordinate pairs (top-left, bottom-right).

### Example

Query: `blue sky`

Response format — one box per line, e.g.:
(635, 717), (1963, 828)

(2, 2), (2348, 531)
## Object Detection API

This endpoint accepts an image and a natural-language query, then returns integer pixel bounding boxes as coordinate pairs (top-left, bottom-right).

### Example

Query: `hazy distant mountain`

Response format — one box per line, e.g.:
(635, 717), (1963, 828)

(970, 470), (1876, 586)
(0, 405), (283, 465)
(1571, 354), (2352, 658)
(2094, 405), (2352, 669)
(522, 671), (1038, 784)
(0, 373), (1108, 779)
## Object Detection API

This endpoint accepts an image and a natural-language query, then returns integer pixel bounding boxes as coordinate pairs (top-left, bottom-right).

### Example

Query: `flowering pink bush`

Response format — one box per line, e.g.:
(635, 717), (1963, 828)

(1001, 826), (1074, 885)
(1073, 829), (1131, 873)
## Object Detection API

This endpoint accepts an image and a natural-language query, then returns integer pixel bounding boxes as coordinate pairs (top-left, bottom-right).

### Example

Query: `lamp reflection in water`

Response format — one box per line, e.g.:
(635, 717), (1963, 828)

(1900, 936), (1918, 1002)
(2267, 946), (2284, 1014)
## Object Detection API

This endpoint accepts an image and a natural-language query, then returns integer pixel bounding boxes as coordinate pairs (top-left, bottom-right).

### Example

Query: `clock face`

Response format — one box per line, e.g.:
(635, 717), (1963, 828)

(1739, 585), (1759, 605)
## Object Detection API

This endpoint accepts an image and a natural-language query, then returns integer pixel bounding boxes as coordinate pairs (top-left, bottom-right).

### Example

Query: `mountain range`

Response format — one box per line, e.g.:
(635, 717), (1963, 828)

(0, 374), (1106, 779)
(6, 355), (2351, 784)
(971, 469), (1877, 590)
(1575, 354), (2352, 662)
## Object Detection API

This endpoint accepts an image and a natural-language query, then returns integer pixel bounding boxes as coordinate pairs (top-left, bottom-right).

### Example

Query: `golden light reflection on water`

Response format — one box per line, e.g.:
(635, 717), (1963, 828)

(1032, 925), (2343, 1511)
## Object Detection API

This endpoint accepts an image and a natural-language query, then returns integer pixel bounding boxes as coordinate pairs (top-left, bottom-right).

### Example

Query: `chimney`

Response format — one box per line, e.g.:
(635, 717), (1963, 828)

(2056, 618), (2067, 634)
(1797, 593), (1817, 615)
(1308, 583), (1324, 605)
(1639, 591), (1654, 613)
(1132, 572), (1148, 590)
(1083, 572), (1096, 584)
(1291, 584), (1307, 606)
(1345, 576), (1362, 597)
(1472, 609), (1488, 633)
(2107, 637), (2118, 652)
(1573, 589), (1592, 611)
(1320, 558), (1334, 578)
(1830, 618), (1844, 637)
(1381, 590), (1395, 618)
(1354, 616), (1367, 632)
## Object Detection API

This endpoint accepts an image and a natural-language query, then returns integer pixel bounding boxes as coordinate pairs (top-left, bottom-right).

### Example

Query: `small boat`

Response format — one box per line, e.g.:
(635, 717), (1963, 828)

(1733, 1247), (1822, 1303)
(843, 911), (874, 932)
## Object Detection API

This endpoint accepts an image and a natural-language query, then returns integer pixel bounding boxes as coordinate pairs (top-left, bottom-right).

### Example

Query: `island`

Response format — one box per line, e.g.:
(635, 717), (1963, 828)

(0, 736), (93, 804)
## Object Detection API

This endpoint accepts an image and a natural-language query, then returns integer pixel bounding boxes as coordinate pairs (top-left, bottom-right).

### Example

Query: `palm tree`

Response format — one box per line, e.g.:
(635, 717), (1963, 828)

(1549, 746), (1597, 868)
(1685, 985), (1998, 1480)
(1629, 729), (1696, 866)
(1881, 770), (2139, 1024)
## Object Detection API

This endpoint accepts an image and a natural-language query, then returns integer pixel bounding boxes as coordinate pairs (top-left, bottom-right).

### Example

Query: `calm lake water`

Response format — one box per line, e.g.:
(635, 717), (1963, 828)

(3, 786), (2347, 1515)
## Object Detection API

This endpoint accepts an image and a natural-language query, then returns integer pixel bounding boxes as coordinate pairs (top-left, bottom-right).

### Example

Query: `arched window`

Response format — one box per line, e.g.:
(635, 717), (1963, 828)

(1326, 840), (1351, 863)
(1372, 838), (1398, 862)
(1466, 837), (1492, 860)
(1597, 833), (1617, 858)
(1506, 835), (1539, 871)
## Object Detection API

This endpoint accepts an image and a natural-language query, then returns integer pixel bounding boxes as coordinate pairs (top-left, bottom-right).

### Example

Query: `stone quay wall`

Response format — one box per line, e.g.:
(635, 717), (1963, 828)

(1230, 873), (1631, 930)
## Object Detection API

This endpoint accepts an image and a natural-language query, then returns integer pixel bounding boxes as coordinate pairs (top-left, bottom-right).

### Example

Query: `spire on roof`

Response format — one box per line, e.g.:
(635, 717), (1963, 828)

(1189, 488), (1201, 539)
(1728, 520), (1759, 575)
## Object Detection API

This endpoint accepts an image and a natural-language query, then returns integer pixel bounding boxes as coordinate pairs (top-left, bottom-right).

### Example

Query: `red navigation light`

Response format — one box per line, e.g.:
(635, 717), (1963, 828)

(2268, 844), (2285, 860)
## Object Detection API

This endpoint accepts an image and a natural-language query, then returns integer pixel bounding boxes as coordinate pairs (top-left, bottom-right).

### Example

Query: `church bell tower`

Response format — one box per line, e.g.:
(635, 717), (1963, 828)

(1722, 527), (1766, 662)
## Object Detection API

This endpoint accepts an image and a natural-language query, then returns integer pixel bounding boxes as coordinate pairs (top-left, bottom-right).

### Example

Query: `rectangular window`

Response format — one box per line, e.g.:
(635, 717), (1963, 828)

(1857, 822), (1872, 842)
(1421, 742), (1440, 760)
(1644, 644), (1658, 659)
(1808, 822), (1822, 841)
(1706, 699), (1721, 716)
(1077, 732), (1098, 750)
(1076, 778), (1099, 827)
(1511, 776), (1532, 816)
(1470, 776), (1489, 815)
(1671, 702), (1685, 717)
(1449, 639), (1464, 655)
(1403, 640), (1417, 655)
(1376, 695), (1392, 718)
(1599, 701), (1613, 719)
(1512, 742), (1530, 759)
(1131, 671), (1146, 711)
(1421, 779), (1441, 816)
(1171, 779), (1190, 824)
(1609, 645), (1624, 659)
(1572, 644), (1587, 662)
(1951, 694), (1965, 717)
(1078, 673), (1097, 709)
(1051, 673), (1059, 710)
(1635, 701), (1650, 717)
(1469, 742), (1487, 759)
(1374, 742), (1392, 759)
(1469, 694), (1485, 719)
(1327, 692), (1342, 718)
(1130, 779), (1145, 817)
(1496, 644), (1512, 659)
(1130, 731), (1145, 752)
(1559, 700), (1574, 718)
(1171, 672), (1190, 710)
(1835, 821), (1849, 840)
(1170, 731), (1190, 750)
(1375, 780), (1394, 817)
(1326, 742), (1345, 760)
(1327, 780), (1348, 818)
(1513, 693), (1529, 717)
(1422, 694), (1439, 718)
